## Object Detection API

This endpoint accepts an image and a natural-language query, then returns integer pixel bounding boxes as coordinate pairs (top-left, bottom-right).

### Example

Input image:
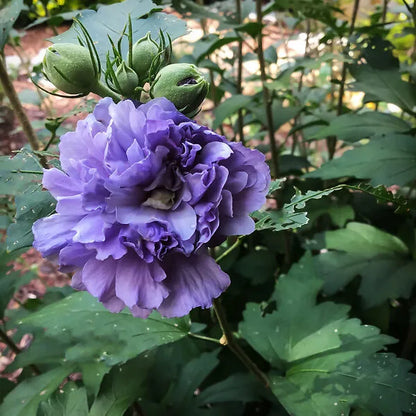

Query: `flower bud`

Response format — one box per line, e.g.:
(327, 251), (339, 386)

(150, 63), (209, 117)
(128, 33), (160, 82)
(115, 61), (139, 97)
(43, 43), (98, 95)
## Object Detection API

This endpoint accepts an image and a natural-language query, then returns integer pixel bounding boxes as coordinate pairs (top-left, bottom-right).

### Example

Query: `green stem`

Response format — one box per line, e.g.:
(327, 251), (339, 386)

(92, 80), (122, 102)
(43, 130), (57, 152)
(255, 0), (279, 177)
(236, 0), (244, 142)
(212, 298), (269, 387)
(215, 238), (242, 263)
(329, 0), (360, 159)
(188, 332), (221, 344)
(0, 55), (47, 168)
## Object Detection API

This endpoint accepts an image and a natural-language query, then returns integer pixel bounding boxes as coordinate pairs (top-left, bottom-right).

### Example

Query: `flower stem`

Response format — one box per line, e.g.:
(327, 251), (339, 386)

(215, 237), (242, 263)
(255, 0), (279, 177)
(0, 54), (47, 168)
(92, 80), (122, 102)
(212, 298), (269, 387)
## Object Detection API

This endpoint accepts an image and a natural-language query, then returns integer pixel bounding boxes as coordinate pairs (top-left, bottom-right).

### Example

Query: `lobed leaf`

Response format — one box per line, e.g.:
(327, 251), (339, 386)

(239, 253), (416, 416)
(306, 134), (416, 186)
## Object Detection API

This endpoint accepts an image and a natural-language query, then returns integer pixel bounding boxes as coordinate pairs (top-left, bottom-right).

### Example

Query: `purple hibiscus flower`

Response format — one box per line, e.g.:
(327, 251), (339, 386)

(33, 97), (270, 318)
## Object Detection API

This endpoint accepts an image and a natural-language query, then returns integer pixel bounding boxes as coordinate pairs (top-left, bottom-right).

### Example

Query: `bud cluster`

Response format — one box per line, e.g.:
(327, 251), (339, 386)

(40, 18), (209, 117)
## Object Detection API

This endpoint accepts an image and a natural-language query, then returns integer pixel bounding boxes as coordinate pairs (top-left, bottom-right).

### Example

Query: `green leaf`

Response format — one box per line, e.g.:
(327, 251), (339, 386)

(315, 223), (416, 307)
(38, 382), (89, 416)
(18, 292), (191, 368)
(350, 65), (416, 114)
(306, 134), (416, 186)
(0, 378), (14, 405)
(0, 270), (35, 319)
(270, 353), (416, 416)
(350, 183), (409, 214)
(196, 373), (265, 405)
(312, 112), (411, 142)
(254, 186), (343, 232)
(6, 191), (56, 252)
(161, 350), (219, 414)
(213, 95), (253, 129)
(251, 102), (301, 132)
(233, 250), (277, 285)
(0, 0), (23, 51)
(307, 202), (355, 228)
(239, 253), (416, 416)
(89, 355), (153, 416)
(50, 0), (186, 71)
(0, 150), (42, 196)
(0, 365), (76, 416)
(193, 34), (241, 65)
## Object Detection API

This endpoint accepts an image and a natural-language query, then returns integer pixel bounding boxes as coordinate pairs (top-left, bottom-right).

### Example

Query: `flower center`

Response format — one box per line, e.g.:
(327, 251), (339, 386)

(142, 188), (175, 210)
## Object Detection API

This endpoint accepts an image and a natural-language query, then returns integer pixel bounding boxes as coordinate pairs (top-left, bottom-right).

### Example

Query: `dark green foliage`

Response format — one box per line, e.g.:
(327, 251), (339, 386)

(240, 254), (416, 416)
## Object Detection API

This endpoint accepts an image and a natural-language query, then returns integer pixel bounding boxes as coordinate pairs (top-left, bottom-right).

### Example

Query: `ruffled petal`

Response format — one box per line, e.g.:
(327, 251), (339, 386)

(115, 255), (168, 309)
(158, 250), (230, 318)
(33, 214), (79, 257)
(80, 257), (117, 301)
(72, 214), (109, 243)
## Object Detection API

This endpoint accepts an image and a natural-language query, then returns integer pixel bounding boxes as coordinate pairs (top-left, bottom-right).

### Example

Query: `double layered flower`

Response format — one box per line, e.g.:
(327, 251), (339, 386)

(33, 98), (270, 317)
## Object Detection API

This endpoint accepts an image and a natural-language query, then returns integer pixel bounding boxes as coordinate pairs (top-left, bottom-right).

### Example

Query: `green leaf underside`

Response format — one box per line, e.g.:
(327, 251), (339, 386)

(239, 253), (416, 416)
(306, 134), (416, 186)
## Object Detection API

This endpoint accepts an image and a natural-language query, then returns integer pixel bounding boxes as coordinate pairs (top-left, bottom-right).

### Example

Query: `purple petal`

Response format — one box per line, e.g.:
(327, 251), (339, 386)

(158, 250), (230, 318)
(43, 168), (80, 197)
(59, 243), (93, 272)
(199, 141), (232, 165)
(80, 257), (117, 301)
(33, 214), (79, 257)
(115, 255), (168, 309)
(72, 214), (109, 244)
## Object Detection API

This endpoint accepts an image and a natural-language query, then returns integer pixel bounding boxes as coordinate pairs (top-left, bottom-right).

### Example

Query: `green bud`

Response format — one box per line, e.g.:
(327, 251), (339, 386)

(43, 43), (98, 95)
(128, 33), (160, 82)
(150, 63), (209, 117)
(115, 62), (139, 97)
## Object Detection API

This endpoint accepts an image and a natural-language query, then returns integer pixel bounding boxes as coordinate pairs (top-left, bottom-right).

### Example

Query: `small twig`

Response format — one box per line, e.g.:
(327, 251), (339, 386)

(236, 0), (244, 142)
(256, 0), (279, 177)
(0, 55), (47, 168)
(328, 0), (360, 160)
(212, 298), (269, 387)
